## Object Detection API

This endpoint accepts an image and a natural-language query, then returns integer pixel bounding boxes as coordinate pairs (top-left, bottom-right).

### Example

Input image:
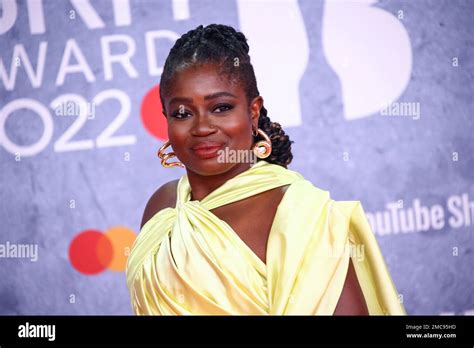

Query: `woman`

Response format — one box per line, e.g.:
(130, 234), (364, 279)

(126, 24), (406, 315)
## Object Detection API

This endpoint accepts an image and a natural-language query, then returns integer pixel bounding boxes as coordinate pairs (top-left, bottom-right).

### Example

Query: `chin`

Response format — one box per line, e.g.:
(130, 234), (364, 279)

(185, 159), (241, 176)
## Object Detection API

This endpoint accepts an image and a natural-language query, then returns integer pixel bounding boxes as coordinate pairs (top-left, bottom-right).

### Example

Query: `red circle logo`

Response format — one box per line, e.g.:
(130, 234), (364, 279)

(141, 84), (168, 140)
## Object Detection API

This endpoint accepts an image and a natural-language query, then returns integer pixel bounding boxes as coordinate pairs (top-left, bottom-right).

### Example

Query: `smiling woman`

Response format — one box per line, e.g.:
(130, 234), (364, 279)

(125, 24), (406, 316)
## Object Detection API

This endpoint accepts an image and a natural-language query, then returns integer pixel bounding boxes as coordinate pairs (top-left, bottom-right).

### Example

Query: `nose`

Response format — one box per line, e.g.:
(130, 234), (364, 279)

(190, 113), (217, 137)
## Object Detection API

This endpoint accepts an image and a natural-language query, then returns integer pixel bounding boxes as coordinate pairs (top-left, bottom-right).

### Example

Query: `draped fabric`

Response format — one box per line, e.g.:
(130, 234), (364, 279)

(126, 160), (406, 315)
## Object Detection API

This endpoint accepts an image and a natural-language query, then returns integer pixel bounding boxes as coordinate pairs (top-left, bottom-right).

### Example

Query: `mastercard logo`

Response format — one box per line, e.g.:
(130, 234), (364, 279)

(69, 226), (136, 275)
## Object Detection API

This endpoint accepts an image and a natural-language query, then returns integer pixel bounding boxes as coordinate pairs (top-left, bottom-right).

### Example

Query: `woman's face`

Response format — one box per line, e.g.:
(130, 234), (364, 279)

(162, 63), (263, 176)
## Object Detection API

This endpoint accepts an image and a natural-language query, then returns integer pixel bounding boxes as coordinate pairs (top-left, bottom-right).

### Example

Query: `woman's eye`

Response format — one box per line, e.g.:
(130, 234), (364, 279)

(214, 104), (233, 113)
(170, 104), (233, 118)
(171, 110), (191, 119)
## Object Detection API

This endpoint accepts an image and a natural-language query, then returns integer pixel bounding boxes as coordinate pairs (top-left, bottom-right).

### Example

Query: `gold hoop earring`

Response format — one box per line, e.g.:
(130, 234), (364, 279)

(252, 128), (272, 159)
(157, 141), (184, 168)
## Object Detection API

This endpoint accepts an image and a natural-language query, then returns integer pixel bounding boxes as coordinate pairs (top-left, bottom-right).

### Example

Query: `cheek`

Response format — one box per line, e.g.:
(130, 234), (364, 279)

(167, 119), (184, 137)
(221, 116), (252, 146)
(167, 123), (188, 149)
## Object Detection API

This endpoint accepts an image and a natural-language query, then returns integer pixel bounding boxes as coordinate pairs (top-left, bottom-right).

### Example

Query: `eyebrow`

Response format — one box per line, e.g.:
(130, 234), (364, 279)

(168, 91), (237, 105)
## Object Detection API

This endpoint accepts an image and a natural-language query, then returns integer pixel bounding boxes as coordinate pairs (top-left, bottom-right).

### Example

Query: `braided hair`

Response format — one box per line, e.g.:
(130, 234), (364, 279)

(159, 24), (293, 168)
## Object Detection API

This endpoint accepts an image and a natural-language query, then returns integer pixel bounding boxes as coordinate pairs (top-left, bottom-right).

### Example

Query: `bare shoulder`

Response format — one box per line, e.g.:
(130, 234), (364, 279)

(140, 179), (179, 230)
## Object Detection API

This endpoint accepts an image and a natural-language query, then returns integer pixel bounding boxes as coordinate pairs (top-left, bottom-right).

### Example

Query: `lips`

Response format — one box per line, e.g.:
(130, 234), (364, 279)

(191, 141), (224, 159)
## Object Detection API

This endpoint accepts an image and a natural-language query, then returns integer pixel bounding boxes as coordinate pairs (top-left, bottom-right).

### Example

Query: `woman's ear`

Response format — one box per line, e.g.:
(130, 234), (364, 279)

(250, 96), (264, 129)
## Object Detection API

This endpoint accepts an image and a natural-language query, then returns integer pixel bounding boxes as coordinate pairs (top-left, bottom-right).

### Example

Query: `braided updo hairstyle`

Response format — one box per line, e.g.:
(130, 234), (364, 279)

(159, 24), (293, 168)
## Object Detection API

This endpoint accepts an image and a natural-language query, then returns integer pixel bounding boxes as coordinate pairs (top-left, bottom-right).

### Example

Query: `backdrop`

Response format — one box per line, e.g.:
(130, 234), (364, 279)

(0, 0), (472, 315)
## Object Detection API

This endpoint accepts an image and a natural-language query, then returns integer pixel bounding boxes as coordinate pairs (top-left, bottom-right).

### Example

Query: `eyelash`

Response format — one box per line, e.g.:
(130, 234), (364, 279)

(171, 104), (234, 119)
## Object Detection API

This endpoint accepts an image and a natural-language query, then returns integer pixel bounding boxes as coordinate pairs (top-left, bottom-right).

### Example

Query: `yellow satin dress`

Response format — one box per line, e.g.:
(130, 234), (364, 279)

(126, 160), (406, 315)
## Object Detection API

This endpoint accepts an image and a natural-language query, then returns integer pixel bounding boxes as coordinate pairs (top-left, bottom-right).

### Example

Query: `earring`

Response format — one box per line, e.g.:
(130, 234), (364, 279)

(252, 128), (272, 159)
(157, 141), (184, 168)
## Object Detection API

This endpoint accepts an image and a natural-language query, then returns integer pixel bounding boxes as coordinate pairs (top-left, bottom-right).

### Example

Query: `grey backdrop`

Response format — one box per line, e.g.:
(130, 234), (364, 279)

(0, 0), (472, 315)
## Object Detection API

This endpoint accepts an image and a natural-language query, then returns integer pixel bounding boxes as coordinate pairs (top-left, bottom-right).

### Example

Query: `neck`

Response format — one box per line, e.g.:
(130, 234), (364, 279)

(186, 162), (253, 201)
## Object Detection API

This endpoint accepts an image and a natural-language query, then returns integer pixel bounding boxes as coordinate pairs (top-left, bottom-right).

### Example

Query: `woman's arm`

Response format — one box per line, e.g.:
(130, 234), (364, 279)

(333, 258), (369, 315)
